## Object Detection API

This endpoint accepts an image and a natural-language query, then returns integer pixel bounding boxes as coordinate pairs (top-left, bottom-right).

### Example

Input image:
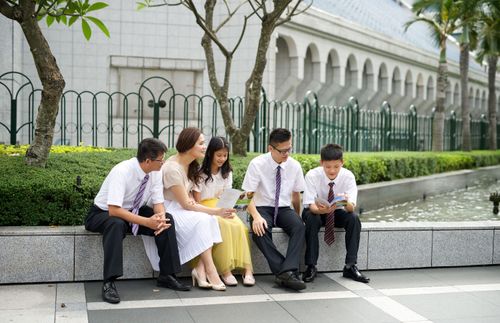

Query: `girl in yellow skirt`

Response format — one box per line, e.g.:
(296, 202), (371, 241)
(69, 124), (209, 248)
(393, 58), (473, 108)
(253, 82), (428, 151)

(193, 137), (255, 286)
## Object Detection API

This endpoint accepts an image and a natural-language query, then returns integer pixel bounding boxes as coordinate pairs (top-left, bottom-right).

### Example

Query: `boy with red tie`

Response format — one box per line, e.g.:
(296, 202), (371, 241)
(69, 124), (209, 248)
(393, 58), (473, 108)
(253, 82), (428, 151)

(302, 143), (369, 283)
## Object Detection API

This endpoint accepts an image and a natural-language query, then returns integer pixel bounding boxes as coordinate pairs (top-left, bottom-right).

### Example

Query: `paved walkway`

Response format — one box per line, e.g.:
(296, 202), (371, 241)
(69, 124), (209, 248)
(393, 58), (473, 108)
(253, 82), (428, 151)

(1, 266), (500, 323)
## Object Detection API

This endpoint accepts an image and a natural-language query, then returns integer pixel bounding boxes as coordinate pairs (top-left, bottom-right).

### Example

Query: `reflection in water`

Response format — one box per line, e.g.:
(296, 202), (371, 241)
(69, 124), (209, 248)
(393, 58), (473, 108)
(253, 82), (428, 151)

(361, 181), (500, 222)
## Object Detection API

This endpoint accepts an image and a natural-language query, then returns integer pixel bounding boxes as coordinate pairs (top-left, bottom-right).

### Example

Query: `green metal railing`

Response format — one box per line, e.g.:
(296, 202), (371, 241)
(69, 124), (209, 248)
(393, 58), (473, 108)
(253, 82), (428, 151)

(0, 71), (496, 153)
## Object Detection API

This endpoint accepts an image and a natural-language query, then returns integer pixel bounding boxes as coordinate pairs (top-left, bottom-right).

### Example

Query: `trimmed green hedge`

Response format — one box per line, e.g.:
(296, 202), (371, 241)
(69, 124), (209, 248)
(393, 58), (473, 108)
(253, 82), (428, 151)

(1, 149), (499, 226)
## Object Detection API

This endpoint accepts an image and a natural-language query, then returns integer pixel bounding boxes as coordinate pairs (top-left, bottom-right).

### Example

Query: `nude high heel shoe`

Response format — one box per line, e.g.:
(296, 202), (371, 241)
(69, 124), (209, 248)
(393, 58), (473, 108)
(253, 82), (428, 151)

(191, 269), (211, 289)
(207, 275), (226, 291)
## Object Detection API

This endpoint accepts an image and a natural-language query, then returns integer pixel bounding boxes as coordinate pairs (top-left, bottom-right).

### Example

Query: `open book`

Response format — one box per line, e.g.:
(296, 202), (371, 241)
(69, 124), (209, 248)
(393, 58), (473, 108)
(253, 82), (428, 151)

(315, 195), (347, 207)
(216, 188), (245, 209)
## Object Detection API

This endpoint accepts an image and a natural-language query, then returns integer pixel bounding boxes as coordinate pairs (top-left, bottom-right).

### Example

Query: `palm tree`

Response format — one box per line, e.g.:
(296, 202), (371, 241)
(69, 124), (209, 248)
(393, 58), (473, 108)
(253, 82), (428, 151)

(455, 0), (481, 151)
(405, 0), (460, 151)
(476, 0), (500, 150)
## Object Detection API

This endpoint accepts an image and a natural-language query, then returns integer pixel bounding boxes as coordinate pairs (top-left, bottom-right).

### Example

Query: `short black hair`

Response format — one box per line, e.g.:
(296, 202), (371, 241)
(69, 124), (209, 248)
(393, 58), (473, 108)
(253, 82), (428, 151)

(136, 138), (167, 162)
(269, 128), (291, 146)
(320, 144), (343, 161)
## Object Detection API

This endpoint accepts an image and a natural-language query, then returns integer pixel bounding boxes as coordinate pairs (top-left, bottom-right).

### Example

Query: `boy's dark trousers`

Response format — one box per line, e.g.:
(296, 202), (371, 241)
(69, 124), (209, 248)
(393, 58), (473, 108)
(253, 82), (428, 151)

(302, 208), (361, 266)
(251, 206), (305, 275)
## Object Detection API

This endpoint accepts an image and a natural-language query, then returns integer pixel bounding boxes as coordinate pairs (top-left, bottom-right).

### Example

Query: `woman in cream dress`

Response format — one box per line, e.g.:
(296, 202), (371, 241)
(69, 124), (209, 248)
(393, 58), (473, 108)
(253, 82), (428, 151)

(162, 128), (234, 291)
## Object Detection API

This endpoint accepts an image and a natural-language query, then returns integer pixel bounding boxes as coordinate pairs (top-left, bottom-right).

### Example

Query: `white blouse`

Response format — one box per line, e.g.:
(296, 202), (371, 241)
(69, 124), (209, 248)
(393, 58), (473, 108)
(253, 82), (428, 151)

(194, 171), (233, 201)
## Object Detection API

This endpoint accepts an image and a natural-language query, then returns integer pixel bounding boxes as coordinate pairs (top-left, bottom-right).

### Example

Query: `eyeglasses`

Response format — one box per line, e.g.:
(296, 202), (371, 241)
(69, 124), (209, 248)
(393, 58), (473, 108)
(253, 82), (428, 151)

(151, 158), (165, 163)
(271, 145), (292, 156)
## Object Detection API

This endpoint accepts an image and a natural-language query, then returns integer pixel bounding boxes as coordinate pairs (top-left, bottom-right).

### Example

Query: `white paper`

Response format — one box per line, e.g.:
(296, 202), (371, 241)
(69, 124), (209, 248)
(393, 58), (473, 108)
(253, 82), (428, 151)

(216, 188), (243, 209)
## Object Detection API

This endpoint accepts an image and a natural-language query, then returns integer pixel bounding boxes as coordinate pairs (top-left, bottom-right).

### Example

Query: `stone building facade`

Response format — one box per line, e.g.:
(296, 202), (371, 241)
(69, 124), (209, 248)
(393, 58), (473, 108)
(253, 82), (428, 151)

(0, 0), (498, 146)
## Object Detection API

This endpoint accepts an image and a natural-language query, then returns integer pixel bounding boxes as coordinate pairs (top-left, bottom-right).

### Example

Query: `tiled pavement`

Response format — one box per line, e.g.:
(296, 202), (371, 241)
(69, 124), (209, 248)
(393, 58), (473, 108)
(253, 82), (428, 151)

(2, 266), (500, 323)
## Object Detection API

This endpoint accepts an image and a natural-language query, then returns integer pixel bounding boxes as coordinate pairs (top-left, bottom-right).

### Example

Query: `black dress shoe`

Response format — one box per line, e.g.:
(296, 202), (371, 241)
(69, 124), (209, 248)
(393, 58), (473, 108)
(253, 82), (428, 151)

(102, 281), (120, 304)
(157, 274), (191, 291)
(343, 265), (370, 283)
(302, 265), (317, 283)
(275, 271), (306, 291)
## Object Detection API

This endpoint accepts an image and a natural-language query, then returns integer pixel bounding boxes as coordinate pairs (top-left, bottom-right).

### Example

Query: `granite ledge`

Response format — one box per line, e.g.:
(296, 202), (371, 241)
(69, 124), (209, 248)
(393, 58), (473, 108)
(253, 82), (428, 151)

(2, 221), (500, 237)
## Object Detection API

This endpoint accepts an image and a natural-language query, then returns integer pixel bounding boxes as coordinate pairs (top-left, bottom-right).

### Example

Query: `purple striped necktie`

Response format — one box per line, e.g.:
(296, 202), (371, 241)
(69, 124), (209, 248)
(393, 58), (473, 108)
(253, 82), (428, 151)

(274, 165), (281, 226)
(130, 174), (149, 236)
(324, 181), (336, 245)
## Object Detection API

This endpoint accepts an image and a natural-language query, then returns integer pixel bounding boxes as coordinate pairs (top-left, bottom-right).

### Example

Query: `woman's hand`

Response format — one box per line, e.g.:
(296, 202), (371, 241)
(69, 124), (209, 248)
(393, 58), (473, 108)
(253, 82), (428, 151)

(215, 208), (236, 218)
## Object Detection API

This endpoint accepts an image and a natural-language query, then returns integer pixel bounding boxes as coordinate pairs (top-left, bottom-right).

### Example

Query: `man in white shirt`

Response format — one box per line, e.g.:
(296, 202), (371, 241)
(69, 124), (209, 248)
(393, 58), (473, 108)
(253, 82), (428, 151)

(242, 128), (307, 290)
(85, 138), (189, 304)
(302, 144), (369, 283)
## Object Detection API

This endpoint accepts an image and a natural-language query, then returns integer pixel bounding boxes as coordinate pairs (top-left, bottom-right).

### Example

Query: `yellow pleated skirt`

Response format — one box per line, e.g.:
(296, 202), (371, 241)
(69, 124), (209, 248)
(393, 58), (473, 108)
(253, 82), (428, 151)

(200, 198), (253, 274)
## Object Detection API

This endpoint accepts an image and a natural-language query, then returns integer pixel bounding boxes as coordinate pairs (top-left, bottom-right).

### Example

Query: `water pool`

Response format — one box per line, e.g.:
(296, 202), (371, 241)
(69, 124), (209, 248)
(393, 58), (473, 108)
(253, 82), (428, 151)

(360, 180), (500, 222)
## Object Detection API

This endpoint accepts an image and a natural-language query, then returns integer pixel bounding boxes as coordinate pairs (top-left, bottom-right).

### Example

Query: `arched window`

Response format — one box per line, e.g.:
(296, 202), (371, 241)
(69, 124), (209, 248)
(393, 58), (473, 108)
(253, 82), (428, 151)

(392, 67), (401, 95)
(345, 54), (358, 88)
(426, 76), (434, 101)
(416, 73), (424, 99)
(361, 59), (374, 90)
(404, 70), (413, 98)
(377, 63), (388, 93)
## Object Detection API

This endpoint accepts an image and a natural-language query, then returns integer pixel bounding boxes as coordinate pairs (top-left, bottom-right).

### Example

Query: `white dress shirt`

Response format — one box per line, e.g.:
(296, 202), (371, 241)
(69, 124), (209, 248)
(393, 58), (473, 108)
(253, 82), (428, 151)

(94, 157), (164, 210)
(303, 166), (358, 207)
(242, 152), (305, 207)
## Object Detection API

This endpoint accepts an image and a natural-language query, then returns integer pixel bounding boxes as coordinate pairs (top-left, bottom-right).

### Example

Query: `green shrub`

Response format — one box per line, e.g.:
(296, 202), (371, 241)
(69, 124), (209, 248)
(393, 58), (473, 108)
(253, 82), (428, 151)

(1, 148), (499, 226)
(0, 150), (136, 226)
(0, 144), (112, 155)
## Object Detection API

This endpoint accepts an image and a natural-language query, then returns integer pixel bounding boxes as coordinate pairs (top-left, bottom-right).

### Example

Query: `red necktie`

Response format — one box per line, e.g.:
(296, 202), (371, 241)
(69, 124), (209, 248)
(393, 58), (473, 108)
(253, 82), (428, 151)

(324, 182), (335, 245)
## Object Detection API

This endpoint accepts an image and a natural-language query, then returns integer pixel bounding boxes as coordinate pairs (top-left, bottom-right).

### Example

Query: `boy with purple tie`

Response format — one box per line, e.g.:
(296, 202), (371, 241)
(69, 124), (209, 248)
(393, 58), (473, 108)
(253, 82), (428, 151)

(243, 128), (306, 291)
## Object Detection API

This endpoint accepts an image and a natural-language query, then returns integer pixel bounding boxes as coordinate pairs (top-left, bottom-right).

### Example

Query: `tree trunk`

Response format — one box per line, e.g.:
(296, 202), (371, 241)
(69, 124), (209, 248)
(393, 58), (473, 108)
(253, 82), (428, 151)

(199, 0), (239, 149)
(460, 43), (471, 151)
(231, 131), (247, 155)
(487, 55), (498, 150)
(433, 47), (447, 151)
(235, 20), (275, 156)
(193, 0), (297, 156)
(15, 1), (65, 167)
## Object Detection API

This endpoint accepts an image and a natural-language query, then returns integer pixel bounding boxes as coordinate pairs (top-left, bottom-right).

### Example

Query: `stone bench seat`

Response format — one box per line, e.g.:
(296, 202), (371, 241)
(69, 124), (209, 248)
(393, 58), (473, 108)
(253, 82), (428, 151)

(2, 221), (500, 284)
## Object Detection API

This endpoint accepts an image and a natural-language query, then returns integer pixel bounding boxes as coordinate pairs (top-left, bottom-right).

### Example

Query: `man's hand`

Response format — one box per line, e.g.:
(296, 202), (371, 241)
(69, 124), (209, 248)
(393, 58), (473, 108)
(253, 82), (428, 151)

(145, 212), (171, 235)
(315, 202), (336, 215)
(252, 215), (268, 237)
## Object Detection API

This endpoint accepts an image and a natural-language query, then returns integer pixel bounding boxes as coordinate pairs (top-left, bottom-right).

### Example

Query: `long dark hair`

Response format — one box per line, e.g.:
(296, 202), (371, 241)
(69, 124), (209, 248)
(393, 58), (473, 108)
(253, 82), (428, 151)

(175, 127), (203, 184)
(200, 136), (232, 184)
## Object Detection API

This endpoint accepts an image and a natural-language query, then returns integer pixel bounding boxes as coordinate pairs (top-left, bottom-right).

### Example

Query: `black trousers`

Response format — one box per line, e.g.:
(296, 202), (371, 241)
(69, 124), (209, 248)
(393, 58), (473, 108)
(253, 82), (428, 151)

(85, 205), (182, 281)
(251, 206), (305, 275)
(302, 208), (361, 266)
